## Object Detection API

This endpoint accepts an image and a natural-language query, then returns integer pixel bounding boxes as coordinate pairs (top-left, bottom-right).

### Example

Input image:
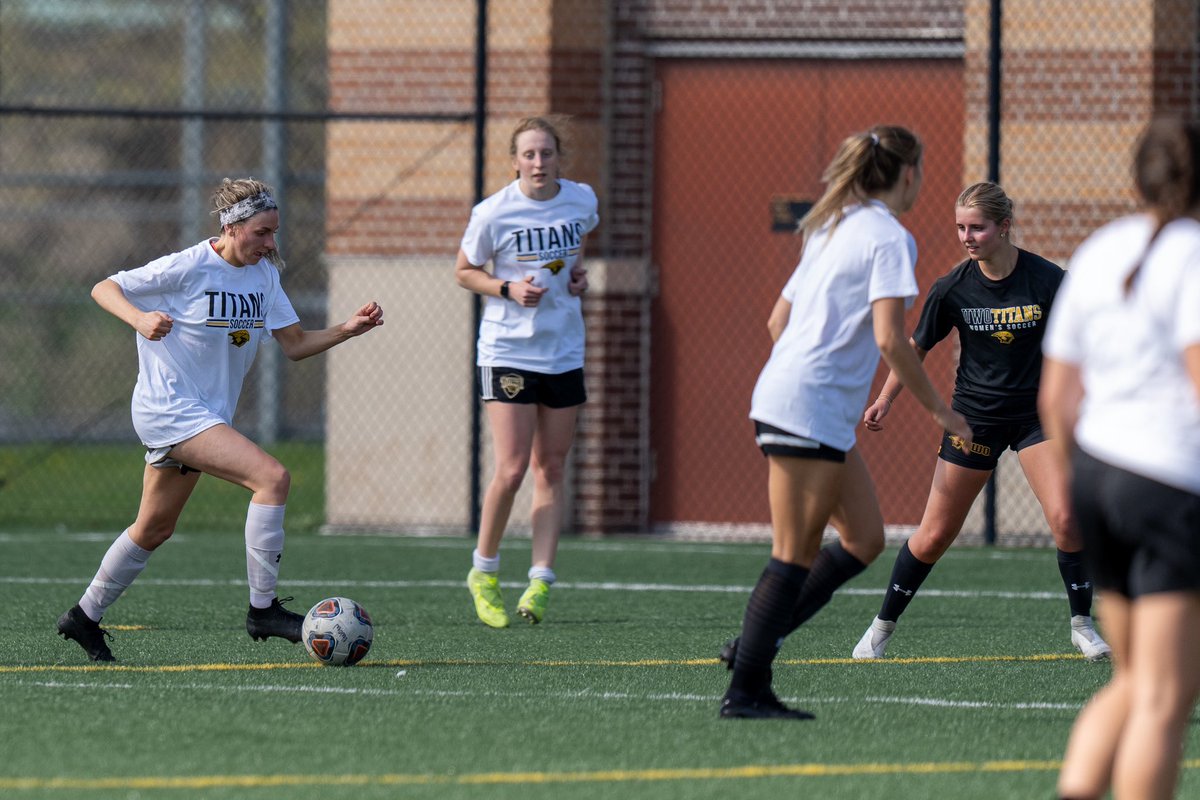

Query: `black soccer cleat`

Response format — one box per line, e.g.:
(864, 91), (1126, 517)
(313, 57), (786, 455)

(57, 604), (115, 662)
(719, 689), (814, 721)
(718, 636), (739, 670)
(246, 596), (304, 644)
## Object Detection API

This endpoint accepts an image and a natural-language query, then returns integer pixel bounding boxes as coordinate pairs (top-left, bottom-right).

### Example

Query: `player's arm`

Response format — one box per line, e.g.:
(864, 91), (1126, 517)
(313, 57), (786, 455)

(766, 296), (791, 342)
(91, 277), (174, 341)
(863, 338), (926, 431)
(454, 248), (544, 306)
(872, 296), (971, 447)
(1184, 343), (1200, 400)
(567, 241), (589, 296)
(271, 301), (383, 361)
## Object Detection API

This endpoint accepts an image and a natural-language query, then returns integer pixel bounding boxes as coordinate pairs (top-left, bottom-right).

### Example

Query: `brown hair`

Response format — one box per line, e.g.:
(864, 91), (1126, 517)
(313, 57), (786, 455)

(1125, 118), (1200, 293)
(799, 125), (923, 238)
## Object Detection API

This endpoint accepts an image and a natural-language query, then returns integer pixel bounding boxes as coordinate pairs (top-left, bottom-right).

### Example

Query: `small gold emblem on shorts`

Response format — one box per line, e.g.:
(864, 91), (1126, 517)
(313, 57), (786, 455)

(948, 435), (992, 457)
(499, 373), (525, 399)
(229, 330), (250, 347)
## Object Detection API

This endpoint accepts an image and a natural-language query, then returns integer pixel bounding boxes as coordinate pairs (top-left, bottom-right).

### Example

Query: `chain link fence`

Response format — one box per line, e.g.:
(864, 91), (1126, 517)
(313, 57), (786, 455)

(2, 0), (1195, 544)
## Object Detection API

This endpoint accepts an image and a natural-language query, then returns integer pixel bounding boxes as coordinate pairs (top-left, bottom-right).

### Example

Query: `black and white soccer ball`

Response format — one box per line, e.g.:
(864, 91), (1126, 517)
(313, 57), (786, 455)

(301, 597), (373, 666)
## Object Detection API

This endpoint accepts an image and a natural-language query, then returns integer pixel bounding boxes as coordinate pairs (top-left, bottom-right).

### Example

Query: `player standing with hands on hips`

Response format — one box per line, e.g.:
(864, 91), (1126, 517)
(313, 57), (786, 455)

(721, 126), (972, 719)
(56, 178), (384, 662)
(1045, 118), (1200, 800)
(455, 116), (596, 628)
(849, 182), (1110, 662)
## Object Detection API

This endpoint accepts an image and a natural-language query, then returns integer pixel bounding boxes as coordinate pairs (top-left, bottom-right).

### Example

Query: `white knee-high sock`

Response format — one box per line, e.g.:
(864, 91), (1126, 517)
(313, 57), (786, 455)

(245, 502), (286, 609)
(79, 529), (151, 622)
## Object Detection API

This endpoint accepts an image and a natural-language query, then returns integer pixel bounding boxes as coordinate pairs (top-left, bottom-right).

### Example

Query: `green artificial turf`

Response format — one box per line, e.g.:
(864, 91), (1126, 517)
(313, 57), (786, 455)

(3, 531), (1196, 799)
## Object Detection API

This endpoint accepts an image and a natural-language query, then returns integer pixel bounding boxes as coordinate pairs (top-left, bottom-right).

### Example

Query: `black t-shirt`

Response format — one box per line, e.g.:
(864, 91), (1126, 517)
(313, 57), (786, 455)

(912, 249), (1064, 423)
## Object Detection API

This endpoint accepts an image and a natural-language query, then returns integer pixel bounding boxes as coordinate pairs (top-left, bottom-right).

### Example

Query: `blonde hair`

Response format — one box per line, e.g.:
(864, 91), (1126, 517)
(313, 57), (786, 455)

(799, 125), (923, 238)
(210, 177), (284, 268)
(956, 181), (1015, 237)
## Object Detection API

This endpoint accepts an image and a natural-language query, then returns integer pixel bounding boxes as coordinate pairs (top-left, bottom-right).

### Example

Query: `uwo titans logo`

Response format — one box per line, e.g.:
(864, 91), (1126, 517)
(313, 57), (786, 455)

(204, 289), (265, 347)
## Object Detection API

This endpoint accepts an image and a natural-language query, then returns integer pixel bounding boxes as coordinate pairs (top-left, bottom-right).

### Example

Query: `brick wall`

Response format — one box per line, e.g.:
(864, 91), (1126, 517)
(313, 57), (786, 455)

(964, 0), (1199, 266)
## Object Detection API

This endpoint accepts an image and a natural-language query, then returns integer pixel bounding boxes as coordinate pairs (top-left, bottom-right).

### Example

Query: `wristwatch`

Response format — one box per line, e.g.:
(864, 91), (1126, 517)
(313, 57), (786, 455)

(499, 280), (511, 299)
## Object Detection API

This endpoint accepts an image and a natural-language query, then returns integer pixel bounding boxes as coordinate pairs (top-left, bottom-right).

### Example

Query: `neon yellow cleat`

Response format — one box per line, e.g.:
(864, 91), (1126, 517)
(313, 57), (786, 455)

(467, 568), (509, 628)
(516, 579), (551, 624)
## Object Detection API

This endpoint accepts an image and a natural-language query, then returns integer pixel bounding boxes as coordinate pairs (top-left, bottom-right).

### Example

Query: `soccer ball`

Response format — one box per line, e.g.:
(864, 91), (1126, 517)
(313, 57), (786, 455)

(301, 597), (374, 666)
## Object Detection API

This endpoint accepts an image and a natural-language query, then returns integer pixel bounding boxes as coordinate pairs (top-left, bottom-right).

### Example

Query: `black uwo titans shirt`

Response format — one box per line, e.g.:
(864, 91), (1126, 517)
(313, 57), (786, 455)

(912, 250), (1064, 423)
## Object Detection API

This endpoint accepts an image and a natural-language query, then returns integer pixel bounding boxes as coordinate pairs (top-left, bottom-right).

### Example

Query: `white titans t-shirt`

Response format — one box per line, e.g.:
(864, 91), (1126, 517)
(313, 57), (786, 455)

(1043, 214), (1200, 493)
(111, 239), (300, 448)
(751, 200), (919, 451)
(461, 179), (599, 372)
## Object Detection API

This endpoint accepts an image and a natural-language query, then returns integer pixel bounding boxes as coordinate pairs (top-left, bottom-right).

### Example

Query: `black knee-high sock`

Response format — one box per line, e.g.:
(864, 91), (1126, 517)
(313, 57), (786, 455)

(878, 540), (935, 622)
(784, 541), (868, 635)
(1057, 548), (1094, 618)
(729, 558), (809, 697)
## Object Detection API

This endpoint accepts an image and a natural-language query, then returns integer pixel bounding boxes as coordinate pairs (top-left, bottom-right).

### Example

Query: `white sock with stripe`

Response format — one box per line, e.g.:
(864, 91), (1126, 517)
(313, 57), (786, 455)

(245, 502), (286, 609)
(79, 529), (151, 622)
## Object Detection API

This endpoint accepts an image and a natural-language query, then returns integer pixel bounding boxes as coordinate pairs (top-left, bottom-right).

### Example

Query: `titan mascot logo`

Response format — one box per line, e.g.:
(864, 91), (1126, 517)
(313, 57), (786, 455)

(948, 435), (992, 457)
(229, 330), (251, 347)
(991, 331), (1015, 344)
(500, 373), (525, 399)
(544, 259), (566, 275)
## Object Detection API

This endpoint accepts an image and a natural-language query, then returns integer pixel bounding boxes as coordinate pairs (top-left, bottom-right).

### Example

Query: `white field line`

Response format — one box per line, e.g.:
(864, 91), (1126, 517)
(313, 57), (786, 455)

(10, 679), (1081, 711)
(0, 531), (1060, 561)
(0, 574), (1065, 600)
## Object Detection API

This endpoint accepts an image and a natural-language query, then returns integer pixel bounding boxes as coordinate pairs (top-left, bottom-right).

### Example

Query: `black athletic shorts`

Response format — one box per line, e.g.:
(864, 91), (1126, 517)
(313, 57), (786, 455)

(937, 418), (1044, 470)
(477, 366), (586, 408)
(753, 421), (846, 463)
(1071, 448), (1200, 598)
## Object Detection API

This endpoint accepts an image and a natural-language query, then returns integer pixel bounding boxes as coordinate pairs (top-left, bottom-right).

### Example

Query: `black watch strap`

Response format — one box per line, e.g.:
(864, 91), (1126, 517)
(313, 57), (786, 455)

(500, 280), (511, 299)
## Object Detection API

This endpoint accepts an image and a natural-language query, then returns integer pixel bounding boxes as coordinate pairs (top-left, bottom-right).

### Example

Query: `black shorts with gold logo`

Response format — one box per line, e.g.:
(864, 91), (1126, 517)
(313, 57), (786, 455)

(477, 366), (586, 408)
(937, 418), (1044, 470)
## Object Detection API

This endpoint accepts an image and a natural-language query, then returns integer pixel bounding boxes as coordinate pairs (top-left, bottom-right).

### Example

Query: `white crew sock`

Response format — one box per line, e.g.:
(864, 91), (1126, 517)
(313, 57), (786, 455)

(79, 529), (152, 622)
(528, 566), (556, 585)
(472, 548), (500, 573)
(245, 502), (286, 609)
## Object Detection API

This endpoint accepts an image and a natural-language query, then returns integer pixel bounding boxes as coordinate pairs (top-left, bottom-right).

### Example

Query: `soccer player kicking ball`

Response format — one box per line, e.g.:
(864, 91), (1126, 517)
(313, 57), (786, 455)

(56, 178), (383, 661)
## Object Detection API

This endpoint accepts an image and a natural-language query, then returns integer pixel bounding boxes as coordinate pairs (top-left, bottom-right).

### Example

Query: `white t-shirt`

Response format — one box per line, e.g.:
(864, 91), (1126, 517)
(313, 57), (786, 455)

(110, 239), (300, 448)
(750, 200), (919, 451)
(1043, 214), (1200, 493)
(461, 179), (600, 373)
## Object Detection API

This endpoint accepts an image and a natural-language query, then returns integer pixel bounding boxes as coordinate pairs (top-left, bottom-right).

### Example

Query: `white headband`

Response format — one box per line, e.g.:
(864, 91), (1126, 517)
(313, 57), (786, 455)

(219, 191), (278, 226)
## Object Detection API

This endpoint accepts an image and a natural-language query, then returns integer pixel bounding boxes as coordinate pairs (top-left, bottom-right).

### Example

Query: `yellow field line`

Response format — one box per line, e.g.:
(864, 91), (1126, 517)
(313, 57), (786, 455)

(0, 652), (1084, 674)
(6, 759), (1199, 791)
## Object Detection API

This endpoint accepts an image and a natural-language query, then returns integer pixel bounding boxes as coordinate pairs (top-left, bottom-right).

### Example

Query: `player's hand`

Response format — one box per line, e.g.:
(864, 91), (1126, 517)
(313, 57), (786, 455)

(344, 301), (384, 336)
(513, 275), (547, 307)
(568, 265), (589, 297)
(137, 311), (174, 341)
(863, 395), (893, 432)
(933, 408), (974, 453)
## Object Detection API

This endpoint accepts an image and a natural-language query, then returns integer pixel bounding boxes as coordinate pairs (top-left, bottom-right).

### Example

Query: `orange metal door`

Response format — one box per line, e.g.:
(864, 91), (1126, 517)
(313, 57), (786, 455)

(650, 58), (965, 526)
